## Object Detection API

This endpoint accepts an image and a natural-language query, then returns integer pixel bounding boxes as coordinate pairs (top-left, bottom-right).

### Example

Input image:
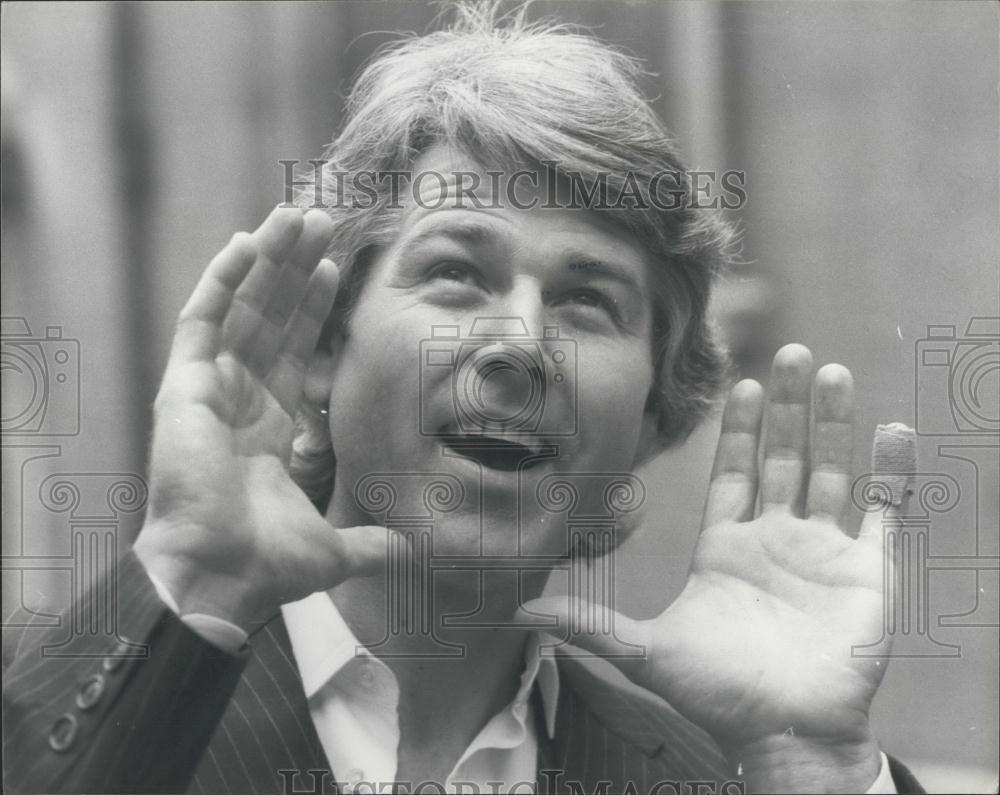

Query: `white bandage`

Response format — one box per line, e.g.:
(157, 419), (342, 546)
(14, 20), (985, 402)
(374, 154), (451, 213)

(871, 423), (917, 507)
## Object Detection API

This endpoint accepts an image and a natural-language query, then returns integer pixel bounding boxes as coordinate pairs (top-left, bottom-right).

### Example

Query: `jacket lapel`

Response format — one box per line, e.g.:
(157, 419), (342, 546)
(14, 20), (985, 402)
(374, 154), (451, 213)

(541, 654), (734, 794)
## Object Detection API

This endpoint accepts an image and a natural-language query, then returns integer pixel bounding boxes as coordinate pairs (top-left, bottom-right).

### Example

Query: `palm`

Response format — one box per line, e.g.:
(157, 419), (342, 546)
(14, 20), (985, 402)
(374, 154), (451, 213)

(647, 510), (887, 746)
(173, 353), (296, 467)
(151, 355), (299, 528)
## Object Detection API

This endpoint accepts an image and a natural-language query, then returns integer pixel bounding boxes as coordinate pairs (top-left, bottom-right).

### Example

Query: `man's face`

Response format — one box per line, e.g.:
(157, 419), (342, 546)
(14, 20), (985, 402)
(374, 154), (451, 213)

(325, 149), (657, 557)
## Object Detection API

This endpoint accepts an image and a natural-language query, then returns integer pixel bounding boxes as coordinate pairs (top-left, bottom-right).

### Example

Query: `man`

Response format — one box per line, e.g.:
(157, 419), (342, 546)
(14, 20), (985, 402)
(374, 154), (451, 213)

(3, 5), (923, 793)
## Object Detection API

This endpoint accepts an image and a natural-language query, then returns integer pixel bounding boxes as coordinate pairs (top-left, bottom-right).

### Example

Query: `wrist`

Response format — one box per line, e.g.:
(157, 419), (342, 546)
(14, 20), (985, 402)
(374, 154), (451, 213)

(726, 730), (882, 794)
(133, 534), (268, 632)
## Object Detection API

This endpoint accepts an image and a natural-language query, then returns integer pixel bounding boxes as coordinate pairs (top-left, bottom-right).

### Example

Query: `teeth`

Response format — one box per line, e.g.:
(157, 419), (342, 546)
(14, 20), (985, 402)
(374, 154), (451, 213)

(440, 433), (545, 472)
(440, 426), (543, 456)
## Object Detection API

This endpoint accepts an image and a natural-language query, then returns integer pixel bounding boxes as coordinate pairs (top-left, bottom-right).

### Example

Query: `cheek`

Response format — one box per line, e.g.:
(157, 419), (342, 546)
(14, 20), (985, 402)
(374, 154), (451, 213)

(326, 318), (424, 456)
(576, 343), (654, 460)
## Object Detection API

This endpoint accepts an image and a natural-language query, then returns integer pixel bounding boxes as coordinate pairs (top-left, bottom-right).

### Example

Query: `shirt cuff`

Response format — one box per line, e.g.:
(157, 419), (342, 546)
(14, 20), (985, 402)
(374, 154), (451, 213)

(865, 752), (898, 794)
(146, 568), (249, 654)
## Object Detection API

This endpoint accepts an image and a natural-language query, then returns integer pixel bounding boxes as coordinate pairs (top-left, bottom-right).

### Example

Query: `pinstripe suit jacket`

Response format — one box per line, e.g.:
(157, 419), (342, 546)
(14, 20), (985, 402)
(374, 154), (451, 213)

(3, 551), (924, 794)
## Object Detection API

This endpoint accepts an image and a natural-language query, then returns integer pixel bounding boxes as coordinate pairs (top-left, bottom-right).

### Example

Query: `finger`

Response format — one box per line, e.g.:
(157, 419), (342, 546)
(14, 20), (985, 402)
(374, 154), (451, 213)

(261, 209), (336, 323)
(168, 232), (257, 367)
(252, 204), (307, 266)
(806, 364), (855, 523)
(267, 258), (340, 413)
(223, 207), (306, 373)
(858, 423), (917, 549)
(760, 343), (814, 514)
(517, 596), (650, 683)
(703, 379), (765, 528)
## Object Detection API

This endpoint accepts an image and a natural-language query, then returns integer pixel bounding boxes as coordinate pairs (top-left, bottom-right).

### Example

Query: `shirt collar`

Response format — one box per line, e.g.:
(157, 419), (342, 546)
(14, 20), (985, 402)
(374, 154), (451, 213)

(281, 591), (560, 739)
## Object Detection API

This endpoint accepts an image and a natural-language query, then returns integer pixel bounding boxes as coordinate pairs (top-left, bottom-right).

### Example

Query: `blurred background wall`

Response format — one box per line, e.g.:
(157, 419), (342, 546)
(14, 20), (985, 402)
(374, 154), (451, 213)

(2, 2), (997, 791)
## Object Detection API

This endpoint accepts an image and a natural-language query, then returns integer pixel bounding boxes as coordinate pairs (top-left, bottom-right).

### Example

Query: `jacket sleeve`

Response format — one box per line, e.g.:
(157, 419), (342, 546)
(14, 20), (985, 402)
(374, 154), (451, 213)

(3, 548), (250, 794)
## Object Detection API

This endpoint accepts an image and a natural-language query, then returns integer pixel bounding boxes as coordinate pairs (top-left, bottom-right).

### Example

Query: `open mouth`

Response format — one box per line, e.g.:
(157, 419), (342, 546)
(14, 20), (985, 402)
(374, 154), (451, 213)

(440, 432), (547, 472)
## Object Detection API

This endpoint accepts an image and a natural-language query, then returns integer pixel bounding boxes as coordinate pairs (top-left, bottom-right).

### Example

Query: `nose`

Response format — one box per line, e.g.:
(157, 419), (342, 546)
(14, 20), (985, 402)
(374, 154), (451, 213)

(466, 279), (546, 339)
(458, 281), (549, 432)
(459, 342), (545, 431)
(505, 278), (547, 339)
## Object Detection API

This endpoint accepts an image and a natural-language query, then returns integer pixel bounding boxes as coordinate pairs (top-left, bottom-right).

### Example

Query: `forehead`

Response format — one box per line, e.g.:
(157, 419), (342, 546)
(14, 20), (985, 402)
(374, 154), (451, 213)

(386, 146), (652, 276)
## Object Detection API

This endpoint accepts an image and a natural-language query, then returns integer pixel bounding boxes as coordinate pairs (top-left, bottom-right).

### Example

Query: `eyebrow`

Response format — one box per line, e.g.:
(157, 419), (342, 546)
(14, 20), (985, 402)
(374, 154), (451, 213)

(406, 219), (505, 249)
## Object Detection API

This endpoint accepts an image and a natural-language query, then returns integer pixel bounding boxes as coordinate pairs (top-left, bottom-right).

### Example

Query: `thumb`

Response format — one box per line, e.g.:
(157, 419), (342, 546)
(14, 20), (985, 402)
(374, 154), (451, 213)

(858, 422), (916, 549)
(312, 524), (398, 584)
(518, 595), (651, 684)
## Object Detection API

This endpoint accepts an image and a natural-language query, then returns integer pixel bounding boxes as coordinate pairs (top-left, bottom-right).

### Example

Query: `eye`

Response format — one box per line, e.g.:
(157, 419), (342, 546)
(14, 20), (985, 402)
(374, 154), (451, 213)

(549, 287), (627, 332)
(561, 288), (619, 316)
(427, 261), (482, 287)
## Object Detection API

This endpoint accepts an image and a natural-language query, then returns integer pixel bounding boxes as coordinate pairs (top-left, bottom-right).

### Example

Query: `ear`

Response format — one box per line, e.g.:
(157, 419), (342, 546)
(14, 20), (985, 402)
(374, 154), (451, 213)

(302, 335), (342, 409)
(630, 406), (663, 468)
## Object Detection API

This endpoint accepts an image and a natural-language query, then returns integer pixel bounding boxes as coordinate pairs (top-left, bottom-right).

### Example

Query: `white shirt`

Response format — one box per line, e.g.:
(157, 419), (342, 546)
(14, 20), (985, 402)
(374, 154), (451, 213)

(280, 591), (560, 794)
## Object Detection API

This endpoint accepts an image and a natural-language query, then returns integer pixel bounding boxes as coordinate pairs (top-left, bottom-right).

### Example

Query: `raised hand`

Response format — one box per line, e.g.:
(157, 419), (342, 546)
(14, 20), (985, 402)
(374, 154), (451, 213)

(133, 207), (388, 633)
(525, 344), (904, 792)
